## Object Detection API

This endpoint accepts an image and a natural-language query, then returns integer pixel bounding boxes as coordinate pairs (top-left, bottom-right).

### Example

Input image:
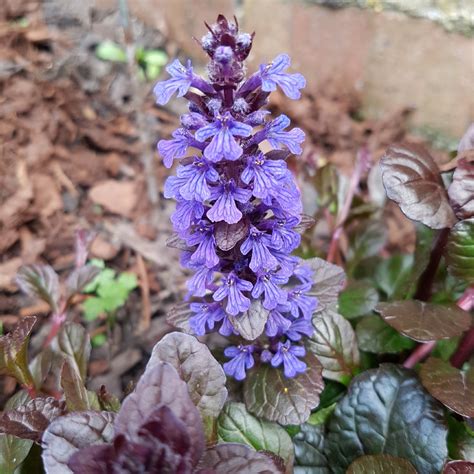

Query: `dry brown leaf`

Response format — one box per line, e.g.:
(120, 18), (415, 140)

(89, 180), (137, 217)
(31, 173), (62, 218)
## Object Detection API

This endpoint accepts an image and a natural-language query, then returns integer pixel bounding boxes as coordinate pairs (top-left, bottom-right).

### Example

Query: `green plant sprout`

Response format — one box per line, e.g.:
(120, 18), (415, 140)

(95, 40), (168, 81)
(82, 259), (138, 322)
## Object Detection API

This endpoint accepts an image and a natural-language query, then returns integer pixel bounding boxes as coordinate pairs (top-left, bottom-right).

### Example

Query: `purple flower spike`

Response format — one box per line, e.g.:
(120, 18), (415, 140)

(195, 112), (252, 162)
(157, 16), (319, 380)
(213, 272), (253, 316)
(271, 341), (307, 378)
(264, 115), (305, 155)
(252, 269), (288, 310)
(223, 345), (255, 381)
(240, 226), (278, 272)
(260, 54), (306, 100)
(154, 59), (194, 105)
(207, 180), (251, 224)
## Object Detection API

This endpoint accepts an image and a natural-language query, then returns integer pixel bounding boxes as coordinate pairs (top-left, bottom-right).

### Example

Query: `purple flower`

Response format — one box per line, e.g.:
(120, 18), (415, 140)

(285, 318), (314, 341)
(180, 112), (209, 131)
(294, 263), (315, 284)
(270, 250), (299, 276)
(189, 302), (225, 336)
(223, 345), (255, 380)
(271, 341), (306, 378)
(207, 180), (251, 224)
(260, 54), (306, 100)
(219, 313), (236, 336)
(154, 59), (194, 105)
(252, 269), (288, 310)
(171, 200), (204, 232)
(264, 115), (305, 155)
(187, 221), (219, 268)
(213, 272), (253, 316)
(241, 153), (287, 200)
(284, 283), (318, 319)
(265, 310), (291, 337)
(158, 129), (202, 169)
(195, 112), (252, 162)
(240, 226), (278, 272)
(177, 158), (220, 201)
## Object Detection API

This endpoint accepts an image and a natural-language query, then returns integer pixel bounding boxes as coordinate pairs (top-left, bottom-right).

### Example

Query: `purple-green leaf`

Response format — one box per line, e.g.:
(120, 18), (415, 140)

(420, 357), (474, 418)
(114, 361), (204, 465)
(147, 332), (227, 419)
(229, 298), (269, 340)
(443, 461), (474, 474)
(61, 360), (89, 412)
(66, 265), (101, 299)
(215, 219), (249, 251)
(0, 397), (66, 443)
(41, 411), (116, 474)
(166, 303), (193, 333)
(380, 143), (457, 229)
(197, 443), (284, 473)
(375, 300), (471, 342)
(244, 353), (324, 425)
(448, 159), (474, 220)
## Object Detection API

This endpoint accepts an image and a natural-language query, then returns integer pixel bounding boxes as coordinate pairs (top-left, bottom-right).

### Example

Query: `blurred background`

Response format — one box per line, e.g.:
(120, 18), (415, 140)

(0, 0), (473, 398)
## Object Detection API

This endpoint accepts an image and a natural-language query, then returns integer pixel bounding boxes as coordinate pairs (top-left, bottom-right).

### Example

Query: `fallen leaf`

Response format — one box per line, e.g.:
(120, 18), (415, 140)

(89, 180), (137, 217)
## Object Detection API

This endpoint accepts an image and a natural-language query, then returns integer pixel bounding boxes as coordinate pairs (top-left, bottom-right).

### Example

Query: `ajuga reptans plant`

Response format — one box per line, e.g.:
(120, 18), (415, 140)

(155, 15), (317, 380)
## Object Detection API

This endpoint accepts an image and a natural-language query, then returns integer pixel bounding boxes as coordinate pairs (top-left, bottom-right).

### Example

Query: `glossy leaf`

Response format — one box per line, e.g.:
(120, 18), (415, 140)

(347, 454), (417, 473)
(304, 258), (346, 311)
(215, 220), (249, 251)
(293, 423), (329, 474)
(0, 391), (33, 474)
(229, 299), (269, 340)
(42, 411), (116, 474)
(217, 402), (294, 470)
(356, 315), (416, 354)
(446, 218), (474, 283)
(16, 265), (60, 312)
(375, 300), (471, 342)
(347, 220), (387, 271)
(147, 332), (227, 419)
(53, 323), (91, 381)
(114, 361), (204, 465)
(0, 397), (66, 442)
(380, 143), (457, 229)
(448, 417), (474, 462)
(420, 357), (474, 418)
(0, 316), (36, 388)
(325, 364), (448, 474)
(448, 159), (474, 220)
(338, 282), (379, 319)
(308, 309), (359, 383)
(244, 353), (324, 425)
(197, 443), (284, 473)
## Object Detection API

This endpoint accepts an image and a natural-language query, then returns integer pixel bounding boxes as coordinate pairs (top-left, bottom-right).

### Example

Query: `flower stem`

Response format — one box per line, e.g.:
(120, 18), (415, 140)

(403, 341), (436, 369)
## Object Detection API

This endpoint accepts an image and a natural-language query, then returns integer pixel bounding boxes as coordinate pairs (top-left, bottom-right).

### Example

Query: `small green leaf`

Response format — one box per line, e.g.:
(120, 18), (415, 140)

(446, 218), (474, 283)
(308, 403), (336, 426)
(356, 315), (415, 353)
(432, 338), (460, 361)
(117, 272), (138, 291)
(375, 254), (413, 298)
(347, 454), (417, 473)
(325, 364), (448, 474)
(142, 49), (168, 67)
(244, 353), (324, 426)
(339, 282), (379, 319)
(448, 417), (474, 462)
(91, 333), (107, 347)
(217, 402), (294, 470)
(95, 40), (127, 63)
(83, 297), (105, 321)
